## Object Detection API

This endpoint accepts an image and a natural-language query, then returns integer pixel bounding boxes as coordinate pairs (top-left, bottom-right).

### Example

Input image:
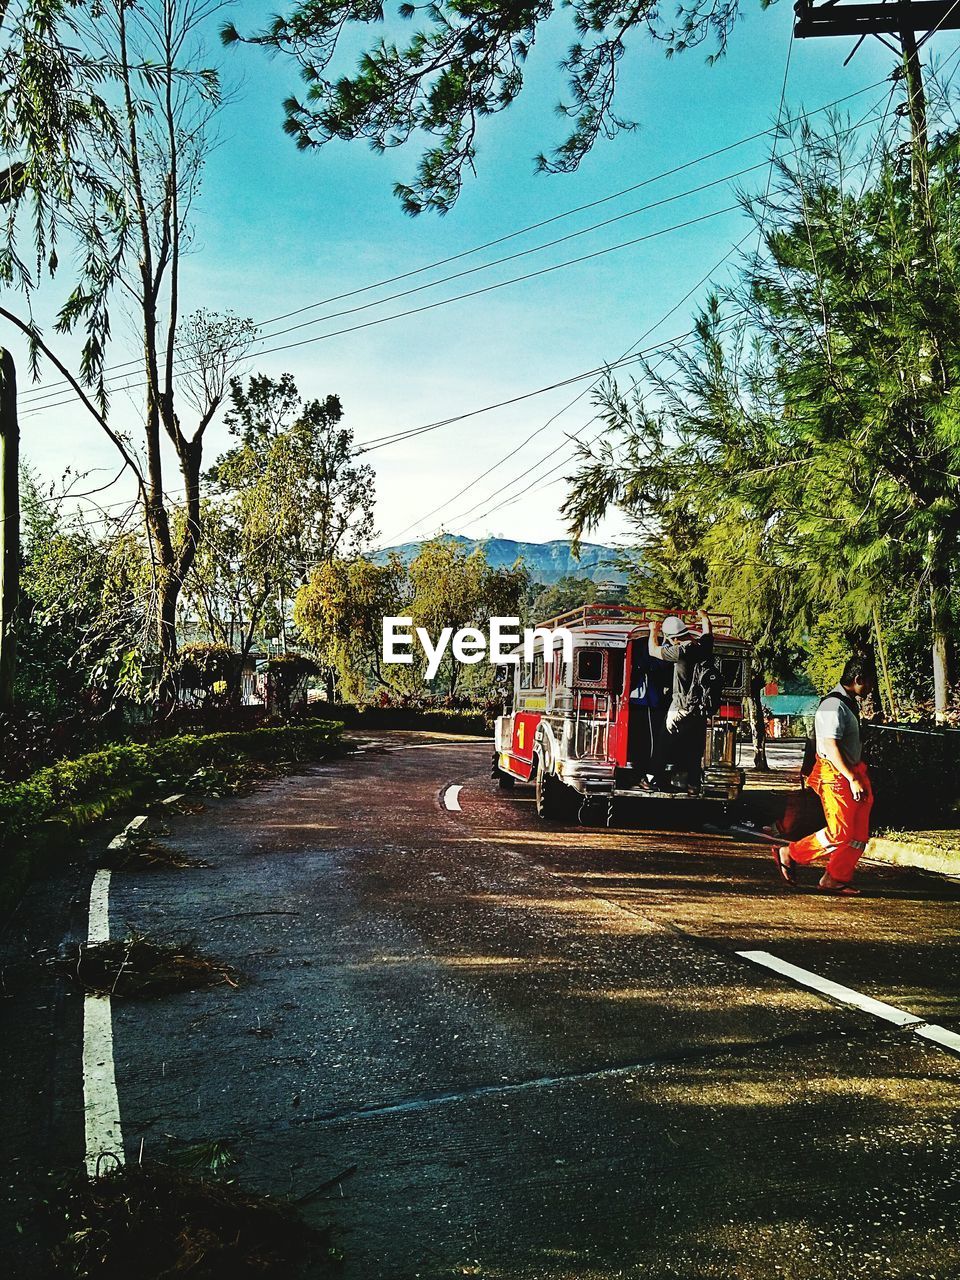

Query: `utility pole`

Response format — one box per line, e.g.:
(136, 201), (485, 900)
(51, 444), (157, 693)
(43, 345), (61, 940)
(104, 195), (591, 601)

(0, 347), (18, 713)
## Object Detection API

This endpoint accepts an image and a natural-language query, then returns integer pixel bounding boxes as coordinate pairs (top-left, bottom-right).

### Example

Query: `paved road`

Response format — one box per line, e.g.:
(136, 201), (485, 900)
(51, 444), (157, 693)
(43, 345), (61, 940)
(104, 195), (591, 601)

(16, 734), (960, 1278)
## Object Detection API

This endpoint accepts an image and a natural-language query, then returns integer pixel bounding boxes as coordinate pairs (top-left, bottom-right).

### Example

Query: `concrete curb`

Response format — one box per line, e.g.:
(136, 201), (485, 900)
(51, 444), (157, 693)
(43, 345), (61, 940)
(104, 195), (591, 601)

(865, 836), (960, 879)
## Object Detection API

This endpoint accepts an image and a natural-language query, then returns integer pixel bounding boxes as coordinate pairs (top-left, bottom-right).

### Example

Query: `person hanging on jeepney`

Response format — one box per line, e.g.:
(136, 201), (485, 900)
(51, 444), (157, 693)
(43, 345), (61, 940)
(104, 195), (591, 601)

(774, 659), (875, 896)
(627, 639), (672, 787)
(646, 609), (713, 794)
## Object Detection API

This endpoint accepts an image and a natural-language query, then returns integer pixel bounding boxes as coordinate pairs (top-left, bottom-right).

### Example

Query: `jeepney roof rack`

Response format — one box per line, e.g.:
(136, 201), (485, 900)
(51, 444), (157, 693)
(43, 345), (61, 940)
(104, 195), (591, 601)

(536, 604), (737, 637)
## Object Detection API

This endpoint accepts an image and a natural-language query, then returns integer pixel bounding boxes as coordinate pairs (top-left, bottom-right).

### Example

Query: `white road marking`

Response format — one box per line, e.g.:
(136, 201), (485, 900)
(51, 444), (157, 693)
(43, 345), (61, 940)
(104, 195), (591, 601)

(738, 949), (960, 1058)
(914, 1023), (960, 1053)
(83, 866), (124, 1175)
(83, 994), (124, 1175)
(737, 950), (923, 1028)
(87, 869), (113, 945)
(442, 784), (463, 812)
(106, 813), (149, 851)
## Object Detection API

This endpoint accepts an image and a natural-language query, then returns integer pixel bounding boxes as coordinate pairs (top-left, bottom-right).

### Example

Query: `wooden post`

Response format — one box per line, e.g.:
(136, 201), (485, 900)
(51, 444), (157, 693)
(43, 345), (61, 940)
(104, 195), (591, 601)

(900, 20), (930, 202)
(0, 347), (18, 712)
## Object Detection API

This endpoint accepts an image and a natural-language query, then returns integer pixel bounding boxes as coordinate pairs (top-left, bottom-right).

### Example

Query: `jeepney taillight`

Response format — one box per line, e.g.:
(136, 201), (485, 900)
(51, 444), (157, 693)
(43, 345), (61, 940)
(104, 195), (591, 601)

(716, 703), (743, 720)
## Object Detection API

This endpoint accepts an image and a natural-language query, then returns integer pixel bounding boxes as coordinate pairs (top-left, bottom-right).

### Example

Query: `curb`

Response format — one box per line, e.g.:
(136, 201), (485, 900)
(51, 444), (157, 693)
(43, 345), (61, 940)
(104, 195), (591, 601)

(864, 836), (960, 879)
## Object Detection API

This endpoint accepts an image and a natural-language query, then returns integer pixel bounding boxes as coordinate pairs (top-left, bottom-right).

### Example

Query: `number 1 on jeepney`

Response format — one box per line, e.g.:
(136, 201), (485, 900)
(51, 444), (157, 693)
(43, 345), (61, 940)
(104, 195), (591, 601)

(517, 721), (525, 750)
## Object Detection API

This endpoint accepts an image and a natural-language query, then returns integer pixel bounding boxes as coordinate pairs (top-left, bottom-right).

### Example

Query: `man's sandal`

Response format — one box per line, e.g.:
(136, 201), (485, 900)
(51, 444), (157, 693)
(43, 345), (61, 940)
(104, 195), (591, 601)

(817, 878), (860, 897)
(773, 846), (796, 885)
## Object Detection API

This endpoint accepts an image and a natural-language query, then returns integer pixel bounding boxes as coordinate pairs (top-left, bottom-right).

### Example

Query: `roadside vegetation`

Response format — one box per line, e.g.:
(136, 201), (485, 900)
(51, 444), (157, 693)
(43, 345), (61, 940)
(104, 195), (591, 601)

(40, 1160), (337, 1279)
(0, 721), (341, 909)
(562, 96), (960, 732)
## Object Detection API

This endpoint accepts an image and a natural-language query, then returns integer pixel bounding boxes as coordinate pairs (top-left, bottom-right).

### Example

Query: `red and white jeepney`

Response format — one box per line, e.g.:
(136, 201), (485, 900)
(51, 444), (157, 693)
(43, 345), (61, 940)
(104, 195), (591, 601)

(492, 605), (751, 822)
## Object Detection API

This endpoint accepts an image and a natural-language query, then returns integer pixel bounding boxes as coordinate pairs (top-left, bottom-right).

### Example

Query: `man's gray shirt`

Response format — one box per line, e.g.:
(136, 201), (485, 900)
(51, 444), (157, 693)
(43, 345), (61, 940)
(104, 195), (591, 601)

(815, 685), (862, 765)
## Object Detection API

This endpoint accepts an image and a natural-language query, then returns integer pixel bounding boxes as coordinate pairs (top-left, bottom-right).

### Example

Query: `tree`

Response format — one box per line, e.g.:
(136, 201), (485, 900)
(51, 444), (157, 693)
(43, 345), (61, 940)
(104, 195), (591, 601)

(408, 538), (526, 697)
(0, 1), (257, 701)
(563, 102), (960, 725)
(0, 0), (138, 708)
(184, 373), (376, 690)
(223, 0), (756, 214)
(529, 574), (600, 622)
(0, 351), (16, 711)
(17, 473), (154, 717)
(294, 553), (408, 699)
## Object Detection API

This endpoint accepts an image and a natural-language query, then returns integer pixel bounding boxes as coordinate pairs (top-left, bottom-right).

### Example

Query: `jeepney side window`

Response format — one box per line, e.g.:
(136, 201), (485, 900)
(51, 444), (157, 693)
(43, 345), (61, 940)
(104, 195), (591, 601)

(719, 655), (746, 694)
(554, 650), (570, 689)
(532, 652), (545, 689)
(575, 649), (605, 685)
(520, 660), (534, 689)
(610, 650), (625, 696)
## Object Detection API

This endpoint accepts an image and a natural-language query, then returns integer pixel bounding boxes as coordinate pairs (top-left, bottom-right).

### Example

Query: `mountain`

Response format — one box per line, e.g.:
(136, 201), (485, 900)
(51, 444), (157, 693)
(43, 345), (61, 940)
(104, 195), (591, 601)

(373, 535), (627, 584)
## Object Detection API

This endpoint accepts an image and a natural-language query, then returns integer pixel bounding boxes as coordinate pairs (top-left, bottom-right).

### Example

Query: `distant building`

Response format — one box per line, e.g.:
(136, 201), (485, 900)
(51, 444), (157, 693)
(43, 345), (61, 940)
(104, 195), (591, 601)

(761, 692), (818, 739)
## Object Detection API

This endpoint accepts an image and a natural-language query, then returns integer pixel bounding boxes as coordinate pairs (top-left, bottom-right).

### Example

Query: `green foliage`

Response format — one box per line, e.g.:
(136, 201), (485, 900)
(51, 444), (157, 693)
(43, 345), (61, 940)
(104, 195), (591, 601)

(224, 1), (751, 213)
(265, 653), (320, 685)
(801, 613), (852, 696)
(295, 553), (407, 699)
(407, 539), (528, 696)
(0, 721), (342, 908)
(527, 573), (626, 622)
(563, 102), (960, 713)
(185, 373), (376, 664)
(174, 644), (244, 706)
(16, 473), (153, 717)
(265, 652), (320, 714)
(294, 540), (528, 699)
(864, 725), (960, 826)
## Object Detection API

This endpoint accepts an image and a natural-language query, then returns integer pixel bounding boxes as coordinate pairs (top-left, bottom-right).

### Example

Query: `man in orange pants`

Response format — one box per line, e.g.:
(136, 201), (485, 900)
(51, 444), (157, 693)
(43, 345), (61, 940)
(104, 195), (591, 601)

(775, 660), (875, 895)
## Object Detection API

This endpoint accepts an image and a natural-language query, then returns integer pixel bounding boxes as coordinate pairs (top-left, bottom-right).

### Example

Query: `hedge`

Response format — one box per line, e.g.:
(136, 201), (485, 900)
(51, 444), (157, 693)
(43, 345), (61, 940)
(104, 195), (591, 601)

(863, 724), (960, 827)
(305, 702), (492, 735)
(0, 721), (342, 911)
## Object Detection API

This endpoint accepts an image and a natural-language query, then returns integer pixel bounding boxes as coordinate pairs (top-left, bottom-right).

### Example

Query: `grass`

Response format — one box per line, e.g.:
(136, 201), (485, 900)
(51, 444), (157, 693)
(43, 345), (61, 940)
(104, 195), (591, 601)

(0, 721), (342, 912)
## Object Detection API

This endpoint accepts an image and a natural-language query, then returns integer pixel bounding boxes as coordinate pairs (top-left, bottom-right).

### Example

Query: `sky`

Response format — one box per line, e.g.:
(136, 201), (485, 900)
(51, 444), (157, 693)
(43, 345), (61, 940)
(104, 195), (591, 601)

(13, 1), (960, 553)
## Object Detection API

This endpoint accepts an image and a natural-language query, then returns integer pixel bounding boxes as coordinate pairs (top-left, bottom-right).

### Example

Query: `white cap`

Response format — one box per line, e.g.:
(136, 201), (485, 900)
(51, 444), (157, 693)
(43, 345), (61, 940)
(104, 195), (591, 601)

(662, 615), (691, 640)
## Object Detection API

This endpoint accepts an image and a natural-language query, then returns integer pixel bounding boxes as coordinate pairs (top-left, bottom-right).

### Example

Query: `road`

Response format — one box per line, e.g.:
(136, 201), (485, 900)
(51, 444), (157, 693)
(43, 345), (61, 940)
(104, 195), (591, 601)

(8, 732), (960, 1278)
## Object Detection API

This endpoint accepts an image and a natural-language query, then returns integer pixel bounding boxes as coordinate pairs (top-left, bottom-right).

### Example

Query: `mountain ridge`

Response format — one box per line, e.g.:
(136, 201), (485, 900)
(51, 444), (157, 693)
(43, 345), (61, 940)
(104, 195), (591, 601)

(373, 534), (627, 584)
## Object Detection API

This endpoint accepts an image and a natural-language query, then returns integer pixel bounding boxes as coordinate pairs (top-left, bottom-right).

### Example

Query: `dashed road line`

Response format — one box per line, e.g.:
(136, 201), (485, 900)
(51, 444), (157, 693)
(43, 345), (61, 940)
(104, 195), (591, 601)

(87, 868), (113, 945)
(915, 1022), (960, 1053)
(737, 950), (923, 1027)
(737, 949), (960, 1056)
(83, 865), (124, 1175)
(106, 812), (149, 852)
(442, 784), (464, 812)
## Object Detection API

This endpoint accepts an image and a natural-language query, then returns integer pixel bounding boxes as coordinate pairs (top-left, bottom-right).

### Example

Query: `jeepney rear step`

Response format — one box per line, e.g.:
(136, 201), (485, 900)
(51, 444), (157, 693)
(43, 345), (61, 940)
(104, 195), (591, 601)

(610, 788), (726, 801)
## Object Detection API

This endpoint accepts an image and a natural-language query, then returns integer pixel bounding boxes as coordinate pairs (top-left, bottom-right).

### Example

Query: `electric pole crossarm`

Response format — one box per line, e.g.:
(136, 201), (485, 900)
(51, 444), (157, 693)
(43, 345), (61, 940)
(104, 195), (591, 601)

(795, 0), (960, 38)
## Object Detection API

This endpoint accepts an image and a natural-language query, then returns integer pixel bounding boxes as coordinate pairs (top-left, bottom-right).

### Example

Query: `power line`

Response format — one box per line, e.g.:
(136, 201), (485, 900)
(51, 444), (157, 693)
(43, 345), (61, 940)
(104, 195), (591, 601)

(15, 73), (901, 412)
(382, 229), (757, 545)
(433, 48), (960, 545)
(20, 203), (745, 420)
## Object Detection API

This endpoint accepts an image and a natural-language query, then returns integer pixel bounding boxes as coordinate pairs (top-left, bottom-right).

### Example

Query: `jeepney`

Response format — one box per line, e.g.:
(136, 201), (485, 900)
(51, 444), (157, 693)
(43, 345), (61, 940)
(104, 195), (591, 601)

(492, 605), (751, 823)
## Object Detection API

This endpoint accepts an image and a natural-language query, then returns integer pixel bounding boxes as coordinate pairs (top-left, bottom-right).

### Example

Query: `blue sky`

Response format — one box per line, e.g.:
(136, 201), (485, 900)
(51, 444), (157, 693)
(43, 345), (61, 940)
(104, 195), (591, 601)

(15, 1), (960, 550)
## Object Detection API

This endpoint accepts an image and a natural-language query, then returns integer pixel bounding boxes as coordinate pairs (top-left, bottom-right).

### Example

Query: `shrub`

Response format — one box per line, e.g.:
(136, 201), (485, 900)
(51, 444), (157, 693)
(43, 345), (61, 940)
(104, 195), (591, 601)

(863, 724), (960, 827)
(265, 653), (320, 716)
(175, 644), (244, 707)
(0, 721), (342, 911)
(305, 700), (492, 735)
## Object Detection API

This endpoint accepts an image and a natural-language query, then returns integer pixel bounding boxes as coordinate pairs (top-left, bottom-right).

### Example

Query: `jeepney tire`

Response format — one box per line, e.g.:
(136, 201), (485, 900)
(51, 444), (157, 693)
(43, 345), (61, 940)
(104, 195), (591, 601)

(535, 759), (570, 821)
(496, 770), (515, 791)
